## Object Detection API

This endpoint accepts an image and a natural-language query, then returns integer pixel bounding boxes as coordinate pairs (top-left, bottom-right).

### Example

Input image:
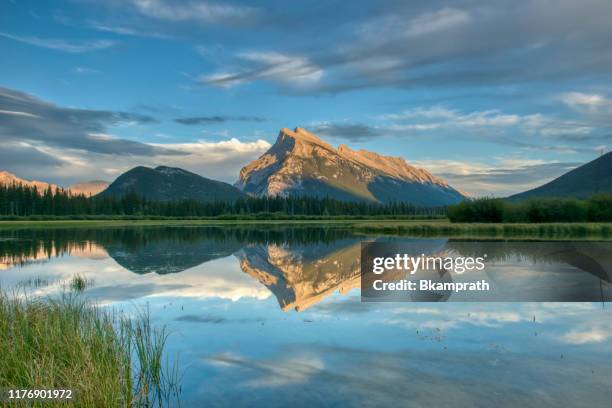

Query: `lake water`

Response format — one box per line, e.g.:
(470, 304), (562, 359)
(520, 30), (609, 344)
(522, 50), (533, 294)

(1, 226), (612, 407)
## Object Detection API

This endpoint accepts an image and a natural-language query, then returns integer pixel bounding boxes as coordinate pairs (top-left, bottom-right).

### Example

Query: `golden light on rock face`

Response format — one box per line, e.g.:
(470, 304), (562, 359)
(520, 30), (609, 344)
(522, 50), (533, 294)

(235, 127), (465, 205)
(66, 180), (109, 196)
(0, 170), (108, 196)
(0, 170), (61, 192)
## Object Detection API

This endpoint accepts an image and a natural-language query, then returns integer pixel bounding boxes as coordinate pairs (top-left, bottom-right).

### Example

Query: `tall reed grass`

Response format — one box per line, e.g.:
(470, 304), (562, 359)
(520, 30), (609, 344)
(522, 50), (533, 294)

(0, 291), (179, 407)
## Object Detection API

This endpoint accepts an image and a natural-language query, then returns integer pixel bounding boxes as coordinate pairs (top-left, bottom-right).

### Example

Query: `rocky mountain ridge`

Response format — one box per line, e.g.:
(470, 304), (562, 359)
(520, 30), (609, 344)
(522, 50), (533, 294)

(236, 127), (465, 206)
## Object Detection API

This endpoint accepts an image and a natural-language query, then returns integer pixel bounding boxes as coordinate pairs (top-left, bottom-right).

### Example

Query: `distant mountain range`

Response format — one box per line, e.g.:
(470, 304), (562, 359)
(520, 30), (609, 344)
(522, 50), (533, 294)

(508, 152), (612, 200)
(5, 128), (609, 205)
(68, 180), (110, 196)
(98, 165), (245, 202)
(235, 127), (465, 206)
(0, 171), (61, 192)
(0, 171), (108, 196)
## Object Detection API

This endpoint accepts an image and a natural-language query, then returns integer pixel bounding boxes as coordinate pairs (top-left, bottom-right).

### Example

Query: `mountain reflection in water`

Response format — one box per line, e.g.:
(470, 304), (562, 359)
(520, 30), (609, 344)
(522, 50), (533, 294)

(236, 238), (362, 311)
(1, 227), (611, 306)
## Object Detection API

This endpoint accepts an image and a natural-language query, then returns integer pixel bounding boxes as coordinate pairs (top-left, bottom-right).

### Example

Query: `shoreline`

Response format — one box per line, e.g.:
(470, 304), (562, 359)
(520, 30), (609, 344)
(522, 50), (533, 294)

(0, 219), (610, 240)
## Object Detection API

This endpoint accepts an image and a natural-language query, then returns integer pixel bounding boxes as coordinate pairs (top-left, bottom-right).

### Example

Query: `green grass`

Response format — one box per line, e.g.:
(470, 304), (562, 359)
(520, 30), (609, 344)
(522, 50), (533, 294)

(0, 218), (610, 240)
(0, 292), (179, 407)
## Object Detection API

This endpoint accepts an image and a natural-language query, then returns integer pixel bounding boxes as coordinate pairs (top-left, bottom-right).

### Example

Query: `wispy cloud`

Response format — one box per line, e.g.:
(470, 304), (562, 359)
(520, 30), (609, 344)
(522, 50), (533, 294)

(376, 7), (472, 38)
(0, 109), (40, 118)
(377, 106), (600, 145)
(175, 115), (266, 125)
(72, 66), (101, 75)
(0, 32), (116, 52)
(380, 107), (521, 127)
(561, 92), (609, 109)
(560, 92), (612, 126)
(130, 0), (259, 24)
(201, 51), (323, 89)
(89, 22), (174, 39)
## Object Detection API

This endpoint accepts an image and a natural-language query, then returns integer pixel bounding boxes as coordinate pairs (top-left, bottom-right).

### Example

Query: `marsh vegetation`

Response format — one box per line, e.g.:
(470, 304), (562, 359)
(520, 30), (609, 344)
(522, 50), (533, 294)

(0, 291), (179, 407)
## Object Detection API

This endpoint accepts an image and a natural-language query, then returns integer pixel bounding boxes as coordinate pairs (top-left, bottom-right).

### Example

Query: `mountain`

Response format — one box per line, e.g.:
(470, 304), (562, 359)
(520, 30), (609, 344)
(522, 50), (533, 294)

(68, 180), (109, 196)
(0, 171), (110, 196)
(236, 127), (465, 206)
(0, 171), (61, 192)
(98, 165), (246, 202)
(508, 152), (612, 200)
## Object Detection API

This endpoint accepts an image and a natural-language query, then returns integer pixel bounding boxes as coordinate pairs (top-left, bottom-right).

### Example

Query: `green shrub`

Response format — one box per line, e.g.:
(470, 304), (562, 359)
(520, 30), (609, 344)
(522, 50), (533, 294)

(448, 194), (612, 223)
(587, 194), (612, 222)
(448, 198), (503, 223)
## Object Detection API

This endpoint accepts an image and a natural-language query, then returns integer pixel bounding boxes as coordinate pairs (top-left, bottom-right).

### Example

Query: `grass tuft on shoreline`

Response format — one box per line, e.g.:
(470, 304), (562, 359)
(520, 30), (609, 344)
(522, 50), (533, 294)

(0, 291), (179, 407)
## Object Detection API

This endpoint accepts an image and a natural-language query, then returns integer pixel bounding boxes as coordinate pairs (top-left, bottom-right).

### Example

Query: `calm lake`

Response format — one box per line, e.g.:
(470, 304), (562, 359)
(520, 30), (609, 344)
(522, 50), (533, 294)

(1, 226), (612, 407)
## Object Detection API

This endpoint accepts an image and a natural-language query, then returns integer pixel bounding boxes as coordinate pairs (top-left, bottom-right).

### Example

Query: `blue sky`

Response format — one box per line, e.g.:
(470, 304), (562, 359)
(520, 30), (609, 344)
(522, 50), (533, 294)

(1, 0), (611, 196)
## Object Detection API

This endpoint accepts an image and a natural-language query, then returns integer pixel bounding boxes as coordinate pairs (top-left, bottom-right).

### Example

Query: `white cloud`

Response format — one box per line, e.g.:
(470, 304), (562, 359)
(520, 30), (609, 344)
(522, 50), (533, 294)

(561, 92), (608, 109)
(201, 72), (246, 88)
(357, 7), (471, 49)
(378, 106), (595, 139)
(152, 137), (271, 160)
(0, 32), (115, 53)
(89, 22), (174, 39)
(0, 109), (39, 118)
(560, 92), (612, 123)
(380, 107), (520, 127)
(539, 126), (593, 137)
(405, 8), (471, 37)
(239, 51), (323, 84)
(388, 123), (441, 131)
(380, 106), (457, 121)
(131, 0), (258, 24)
(202, 51), (323, 89)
